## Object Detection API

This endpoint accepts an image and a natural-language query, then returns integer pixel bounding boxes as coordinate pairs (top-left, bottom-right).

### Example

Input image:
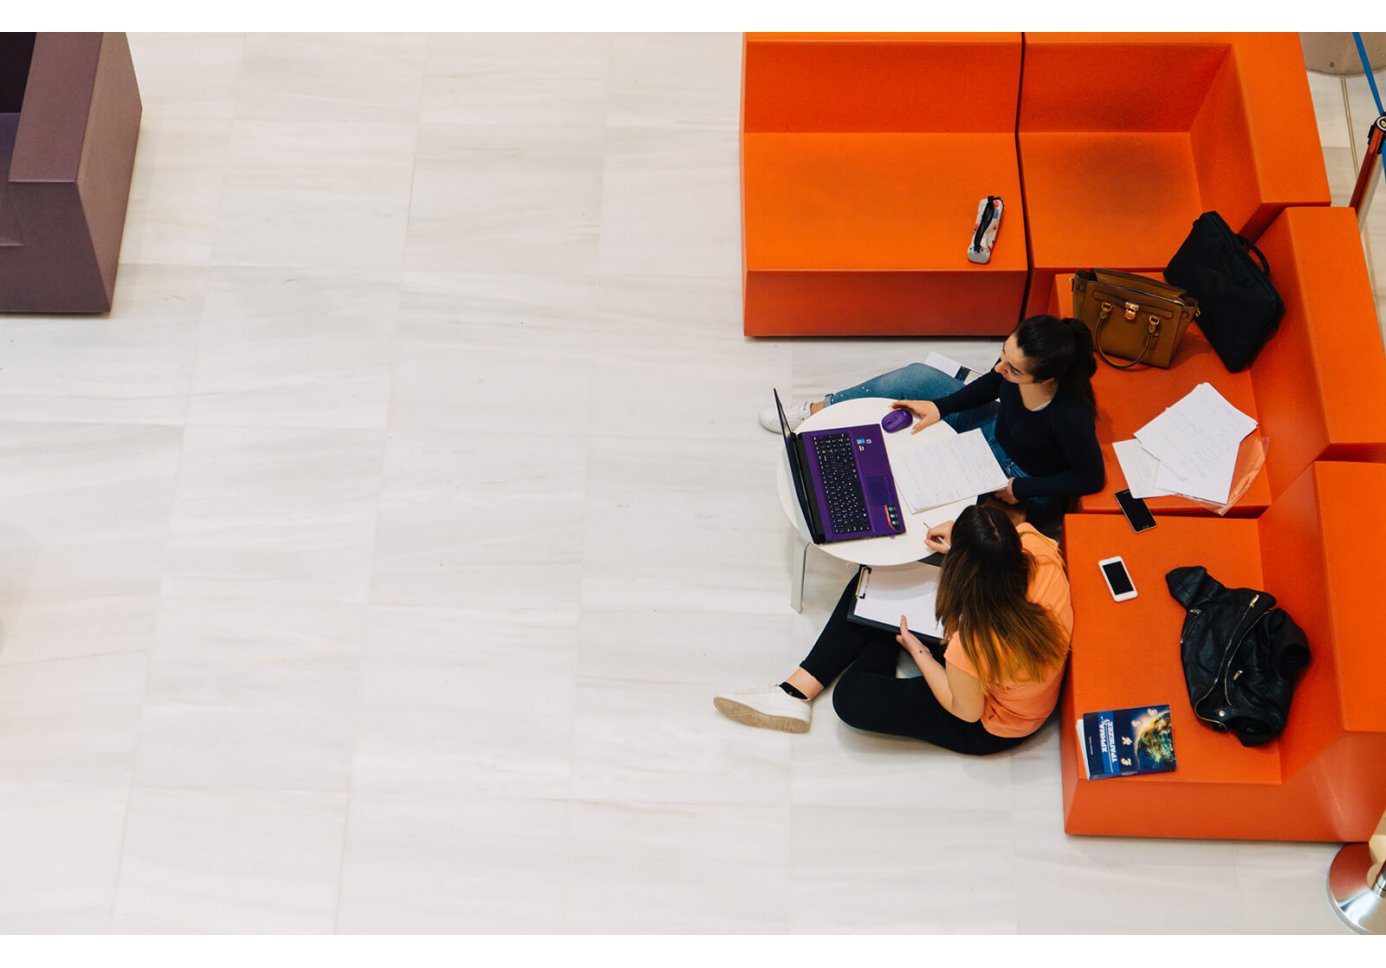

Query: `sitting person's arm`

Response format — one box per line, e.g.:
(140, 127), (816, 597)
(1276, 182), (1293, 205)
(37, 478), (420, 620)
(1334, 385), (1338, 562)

(896, 620), (986, 722)
(895, 370), (1003, 434)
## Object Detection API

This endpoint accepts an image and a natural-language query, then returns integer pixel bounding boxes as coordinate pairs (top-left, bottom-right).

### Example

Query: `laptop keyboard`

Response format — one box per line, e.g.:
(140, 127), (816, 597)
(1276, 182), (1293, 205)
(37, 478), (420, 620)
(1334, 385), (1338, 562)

(811, 433), (871, 534)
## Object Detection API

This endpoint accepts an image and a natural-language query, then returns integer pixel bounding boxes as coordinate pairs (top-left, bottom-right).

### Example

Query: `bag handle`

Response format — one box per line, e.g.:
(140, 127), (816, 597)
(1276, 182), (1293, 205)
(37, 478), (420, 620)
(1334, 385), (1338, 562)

(1235, 234), (1271, 278)
(1093, 301), (1160, 370)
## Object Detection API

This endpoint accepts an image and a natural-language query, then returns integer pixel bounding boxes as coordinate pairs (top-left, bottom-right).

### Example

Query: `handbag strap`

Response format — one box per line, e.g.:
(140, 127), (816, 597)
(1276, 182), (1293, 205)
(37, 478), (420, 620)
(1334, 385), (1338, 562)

(1235, 234), (1271, 278)
(1093, 302), (1160, 370)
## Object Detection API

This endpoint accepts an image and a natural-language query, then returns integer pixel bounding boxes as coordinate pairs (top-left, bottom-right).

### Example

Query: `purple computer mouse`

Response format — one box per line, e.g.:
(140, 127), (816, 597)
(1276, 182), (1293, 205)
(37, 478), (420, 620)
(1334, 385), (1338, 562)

(881, 409), (913, 433)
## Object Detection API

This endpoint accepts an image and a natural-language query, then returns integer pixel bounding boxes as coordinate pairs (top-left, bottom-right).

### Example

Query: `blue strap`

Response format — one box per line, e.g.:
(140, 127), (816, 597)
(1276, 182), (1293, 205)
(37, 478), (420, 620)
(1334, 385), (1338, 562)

(1353, 32), (1385, 116)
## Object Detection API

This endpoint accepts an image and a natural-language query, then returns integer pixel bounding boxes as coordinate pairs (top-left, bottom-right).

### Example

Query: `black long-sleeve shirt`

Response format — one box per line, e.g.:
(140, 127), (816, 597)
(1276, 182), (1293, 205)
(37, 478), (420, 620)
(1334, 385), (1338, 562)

(933, 371), (1105, 501)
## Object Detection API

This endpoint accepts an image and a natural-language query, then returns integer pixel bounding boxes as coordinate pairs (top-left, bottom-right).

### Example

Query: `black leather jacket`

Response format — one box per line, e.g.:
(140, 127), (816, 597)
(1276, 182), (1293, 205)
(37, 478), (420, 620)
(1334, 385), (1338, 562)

(1166, 565), (1311, 747)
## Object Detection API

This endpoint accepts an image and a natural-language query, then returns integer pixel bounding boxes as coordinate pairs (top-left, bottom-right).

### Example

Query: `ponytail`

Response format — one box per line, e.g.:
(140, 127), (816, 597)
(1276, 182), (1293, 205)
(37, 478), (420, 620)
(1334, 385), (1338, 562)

(1013, 314), (1097, 416)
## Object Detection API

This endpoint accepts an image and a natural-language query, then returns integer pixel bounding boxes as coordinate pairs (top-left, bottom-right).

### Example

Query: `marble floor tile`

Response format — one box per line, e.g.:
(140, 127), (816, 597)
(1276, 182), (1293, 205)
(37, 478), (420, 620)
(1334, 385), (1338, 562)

(572, 674), (792, 807)
(121, 118), (232, 267)
(187, 268), (402, 430)
(597, 125), (741, 280)
(369, 430), (585, 612)
(790, 804), (1019, 934)
(419, 33), (609, 129)
(0, 421), (182, 604)
(1011, 808), (1245, 933)
(336, 793), (571, 933)
(789, 693), (1019, 813)
(212, 119), (417, 271)
(425, 32), (611, 81)
(388, 271), (596, 437)
(1322, 145), (1361, 207)
(351, 606), (577, 800)
(567, 800), (792, 933)
(161, 426), (384, 604)
(606, 33), (742, 131)
(126, 33), (245, 122)
(1307, 71), (1352, 149)
(0, 652), (147, 790)
(0, 784), (127, 933)
(0, 265), (205, 425)
(405, 123), (604, 277)
(1232, 841), (1351, 934)
(236, 33), (428, 124)
(133, 597), (367, 794)
(590, 274), (785, 442)
(0, 422), (182, 665)
(580, 434), (790, 616)
(113, 786), (348, 933)
(577, 605), (798, 687)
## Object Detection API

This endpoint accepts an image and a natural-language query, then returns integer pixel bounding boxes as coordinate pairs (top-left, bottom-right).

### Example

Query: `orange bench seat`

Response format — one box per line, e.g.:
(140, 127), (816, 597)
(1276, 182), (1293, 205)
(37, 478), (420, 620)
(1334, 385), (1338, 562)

(743, 132), (1026, 336)
(1060, 461), (1386, 841)
(741, 32), (1027, 337)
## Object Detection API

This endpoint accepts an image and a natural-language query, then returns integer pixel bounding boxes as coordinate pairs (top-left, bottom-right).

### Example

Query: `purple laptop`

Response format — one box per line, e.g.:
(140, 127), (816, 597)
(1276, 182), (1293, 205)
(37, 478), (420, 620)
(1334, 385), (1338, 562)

(774, 390), (905, 543)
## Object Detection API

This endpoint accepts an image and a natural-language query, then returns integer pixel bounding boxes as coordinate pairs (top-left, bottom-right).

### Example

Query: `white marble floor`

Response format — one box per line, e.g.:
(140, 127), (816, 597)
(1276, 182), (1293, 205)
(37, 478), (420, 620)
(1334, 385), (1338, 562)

(0, 32), (1376, 935)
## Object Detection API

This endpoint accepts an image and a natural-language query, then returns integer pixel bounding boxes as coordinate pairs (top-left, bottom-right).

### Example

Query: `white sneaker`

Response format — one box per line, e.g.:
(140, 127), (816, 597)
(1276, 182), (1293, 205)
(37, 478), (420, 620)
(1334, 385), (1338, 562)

(758, 398), (815, 434)
(713, 684), (812, 733)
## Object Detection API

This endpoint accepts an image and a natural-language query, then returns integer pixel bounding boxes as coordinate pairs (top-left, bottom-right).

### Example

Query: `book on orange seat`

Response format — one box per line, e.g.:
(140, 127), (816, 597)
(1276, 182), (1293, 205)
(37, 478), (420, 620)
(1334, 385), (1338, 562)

(1077, 704), (1177, 780)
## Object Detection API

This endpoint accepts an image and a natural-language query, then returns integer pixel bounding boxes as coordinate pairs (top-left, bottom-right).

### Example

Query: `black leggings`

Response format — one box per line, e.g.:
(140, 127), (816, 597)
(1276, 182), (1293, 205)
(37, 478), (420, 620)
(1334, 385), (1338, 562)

(799, 579), (1035, 756)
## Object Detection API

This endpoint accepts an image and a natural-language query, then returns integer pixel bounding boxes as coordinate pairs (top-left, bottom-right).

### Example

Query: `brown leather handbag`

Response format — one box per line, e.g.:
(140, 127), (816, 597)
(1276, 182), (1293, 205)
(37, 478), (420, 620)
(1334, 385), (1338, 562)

(1071, 269), (1199, 369)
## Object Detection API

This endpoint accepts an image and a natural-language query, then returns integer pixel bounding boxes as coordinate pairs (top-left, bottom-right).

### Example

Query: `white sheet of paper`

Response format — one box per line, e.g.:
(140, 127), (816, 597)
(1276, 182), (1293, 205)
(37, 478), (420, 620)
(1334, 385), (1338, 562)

(1134, 383), (1256, 481)
(854, 562), (946, 639)
(924, 351), (984, 385)
(1154, 441), (1240, 505)
(1112, 439), (1173, 500)
(897, 429), (1009, 513)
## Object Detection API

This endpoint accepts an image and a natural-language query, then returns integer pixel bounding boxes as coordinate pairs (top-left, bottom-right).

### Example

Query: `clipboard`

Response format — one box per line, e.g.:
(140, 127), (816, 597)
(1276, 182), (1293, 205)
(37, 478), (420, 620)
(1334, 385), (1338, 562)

(846, 560), (947, 646)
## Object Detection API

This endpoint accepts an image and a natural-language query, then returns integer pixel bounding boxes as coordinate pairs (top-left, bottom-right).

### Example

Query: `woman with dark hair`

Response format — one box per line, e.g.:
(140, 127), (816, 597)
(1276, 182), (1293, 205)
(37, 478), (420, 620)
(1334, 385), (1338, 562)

(713, 505), (1072, 752)
(760, 315), (1104, 526)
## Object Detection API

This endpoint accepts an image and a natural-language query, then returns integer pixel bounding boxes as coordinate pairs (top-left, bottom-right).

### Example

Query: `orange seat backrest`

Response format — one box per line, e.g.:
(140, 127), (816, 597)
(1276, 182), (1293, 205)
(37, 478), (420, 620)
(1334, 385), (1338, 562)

(1250, 207), (1386, 498)
(1256, 462), (1386, 781)
(1020, 33), (1326, 238)
(742, 33), (1022, 133)
(1019, 35), (1233, 132)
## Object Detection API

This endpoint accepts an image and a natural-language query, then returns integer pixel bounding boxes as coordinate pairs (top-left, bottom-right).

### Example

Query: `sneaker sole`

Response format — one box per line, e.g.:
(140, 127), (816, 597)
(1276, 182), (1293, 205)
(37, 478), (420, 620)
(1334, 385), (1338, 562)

(713, 696), (809, 734)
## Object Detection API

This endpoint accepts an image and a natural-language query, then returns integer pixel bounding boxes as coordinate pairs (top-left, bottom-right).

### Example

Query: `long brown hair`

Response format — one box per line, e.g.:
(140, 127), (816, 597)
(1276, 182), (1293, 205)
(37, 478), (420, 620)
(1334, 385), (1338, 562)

(934, 505), (1068, 686)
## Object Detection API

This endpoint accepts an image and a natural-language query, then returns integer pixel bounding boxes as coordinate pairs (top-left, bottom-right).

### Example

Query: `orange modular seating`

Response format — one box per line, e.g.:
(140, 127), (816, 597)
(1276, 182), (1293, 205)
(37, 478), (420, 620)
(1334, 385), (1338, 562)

(1060, 461), (1386, 841)
(1019, 33), (1331, 319)
(1047, 206), (1386, 518)
(740, 33), (1028, 337)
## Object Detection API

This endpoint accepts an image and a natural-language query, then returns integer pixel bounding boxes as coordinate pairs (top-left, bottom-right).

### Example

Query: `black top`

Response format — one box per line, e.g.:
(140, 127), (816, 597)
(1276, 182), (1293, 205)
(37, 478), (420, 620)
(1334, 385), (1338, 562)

(933, 371), (1104, 502)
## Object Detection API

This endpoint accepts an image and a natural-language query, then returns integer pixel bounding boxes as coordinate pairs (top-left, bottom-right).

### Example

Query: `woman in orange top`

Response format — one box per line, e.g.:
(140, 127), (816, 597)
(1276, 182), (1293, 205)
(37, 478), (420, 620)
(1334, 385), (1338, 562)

(714, 504), (1072, 753)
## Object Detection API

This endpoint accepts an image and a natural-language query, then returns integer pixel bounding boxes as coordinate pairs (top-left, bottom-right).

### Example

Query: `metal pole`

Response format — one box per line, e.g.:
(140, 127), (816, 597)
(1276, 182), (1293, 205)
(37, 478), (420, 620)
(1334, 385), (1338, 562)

(1348, 114), (1386, 230)
(1328, 840), (1386, 933)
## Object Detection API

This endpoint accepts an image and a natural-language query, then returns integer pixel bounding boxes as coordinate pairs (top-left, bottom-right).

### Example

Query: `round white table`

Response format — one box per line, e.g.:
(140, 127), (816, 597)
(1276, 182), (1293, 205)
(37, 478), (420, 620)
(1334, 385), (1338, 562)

(775, 397), (977, 611)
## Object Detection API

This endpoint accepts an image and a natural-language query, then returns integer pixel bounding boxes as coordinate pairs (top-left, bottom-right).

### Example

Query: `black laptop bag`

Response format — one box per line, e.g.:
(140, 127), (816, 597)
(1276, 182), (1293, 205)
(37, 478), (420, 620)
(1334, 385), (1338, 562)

(1164, 211), (1285, 373)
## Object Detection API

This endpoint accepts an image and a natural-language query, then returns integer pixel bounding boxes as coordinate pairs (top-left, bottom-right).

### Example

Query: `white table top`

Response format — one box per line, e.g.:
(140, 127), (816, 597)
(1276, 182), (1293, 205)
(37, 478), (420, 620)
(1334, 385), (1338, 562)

(774, 397), (977, 567)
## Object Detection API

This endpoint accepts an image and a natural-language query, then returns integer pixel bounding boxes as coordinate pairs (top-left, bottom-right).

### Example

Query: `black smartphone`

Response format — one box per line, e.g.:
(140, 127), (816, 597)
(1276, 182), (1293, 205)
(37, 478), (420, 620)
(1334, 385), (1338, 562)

(1115, 489), (1157, 533)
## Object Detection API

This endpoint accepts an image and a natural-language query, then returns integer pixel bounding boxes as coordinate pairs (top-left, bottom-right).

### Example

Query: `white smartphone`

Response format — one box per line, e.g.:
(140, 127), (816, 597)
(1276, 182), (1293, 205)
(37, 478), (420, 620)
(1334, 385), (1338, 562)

(1098, 556), (1138, 602)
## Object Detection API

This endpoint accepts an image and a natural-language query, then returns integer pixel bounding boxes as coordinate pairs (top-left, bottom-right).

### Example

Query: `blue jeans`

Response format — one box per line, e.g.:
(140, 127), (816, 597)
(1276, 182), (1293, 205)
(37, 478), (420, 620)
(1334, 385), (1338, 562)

(825, 363), (1065, 525)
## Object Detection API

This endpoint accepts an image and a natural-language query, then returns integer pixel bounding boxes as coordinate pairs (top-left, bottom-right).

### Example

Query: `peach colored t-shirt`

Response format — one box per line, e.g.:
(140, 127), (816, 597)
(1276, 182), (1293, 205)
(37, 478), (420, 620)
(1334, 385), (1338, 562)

(942, 524), (1073, 737)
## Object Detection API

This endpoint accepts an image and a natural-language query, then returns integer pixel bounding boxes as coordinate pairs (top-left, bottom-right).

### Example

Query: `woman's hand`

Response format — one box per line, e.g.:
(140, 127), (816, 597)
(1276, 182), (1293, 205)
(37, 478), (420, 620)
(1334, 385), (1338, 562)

(891, 400), (941, 434)
(896, 616), (934, 662)
(924, 520), (953, 554)
(992, 478), (1019, 505)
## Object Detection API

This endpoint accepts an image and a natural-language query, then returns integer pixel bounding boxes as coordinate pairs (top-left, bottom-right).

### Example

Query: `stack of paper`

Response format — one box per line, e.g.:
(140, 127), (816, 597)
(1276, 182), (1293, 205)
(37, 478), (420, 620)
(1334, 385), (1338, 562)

(1116, 383), (1257, 505)
(896, 428), (1008, 514)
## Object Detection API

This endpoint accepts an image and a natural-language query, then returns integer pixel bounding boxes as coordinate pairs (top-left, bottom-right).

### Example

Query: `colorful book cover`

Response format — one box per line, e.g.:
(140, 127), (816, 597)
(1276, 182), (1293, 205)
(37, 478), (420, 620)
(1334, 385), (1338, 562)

(1077, 704), (1177, 780)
